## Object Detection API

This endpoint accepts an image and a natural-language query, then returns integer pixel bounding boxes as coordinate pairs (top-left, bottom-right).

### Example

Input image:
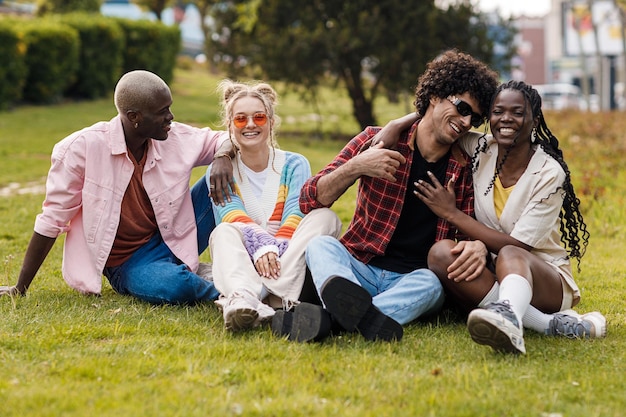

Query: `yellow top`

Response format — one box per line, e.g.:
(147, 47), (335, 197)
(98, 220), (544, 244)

(493, 175), (515, 219)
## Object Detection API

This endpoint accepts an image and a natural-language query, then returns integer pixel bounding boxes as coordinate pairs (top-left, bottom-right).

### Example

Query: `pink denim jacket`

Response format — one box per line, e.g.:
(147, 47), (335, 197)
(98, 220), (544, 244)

(34, 116), (226, 294)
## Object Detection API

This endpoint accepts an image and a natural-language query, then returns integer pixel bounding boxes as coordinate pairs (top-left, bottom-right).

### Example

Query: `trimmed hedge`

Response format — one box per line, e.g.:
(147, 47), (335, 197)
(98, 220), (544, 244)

(114, 18), (181, 84)
(0, 14), (181, 109)
(21, 19), (80, 103)
(36, 0), (101, 15)
(0, 20), (28, 109)
(55, 13), (125, 99)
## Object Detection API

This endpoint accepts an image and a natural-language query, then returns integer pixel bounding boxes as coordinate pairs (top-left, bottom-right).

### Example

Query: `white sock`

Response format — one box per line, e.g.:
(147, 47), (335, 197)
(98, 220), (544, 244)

(478, 282), (500, 307)
(523, 305), (553, 334)
(498, 274), (533, 325)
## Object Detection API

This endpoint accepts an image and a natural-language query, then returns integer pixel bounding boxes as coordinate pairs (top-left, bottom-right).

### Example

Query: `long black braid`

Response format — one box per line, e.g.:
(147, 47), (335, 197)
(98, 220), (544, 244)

(478, 80), (590, 269)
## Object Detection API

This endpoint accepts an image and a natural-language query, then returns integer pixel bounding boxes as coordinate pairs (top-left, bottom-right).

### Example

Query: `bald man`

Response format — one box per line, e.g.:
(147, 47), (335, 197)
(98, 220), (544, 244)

(0, 70), (233, 304)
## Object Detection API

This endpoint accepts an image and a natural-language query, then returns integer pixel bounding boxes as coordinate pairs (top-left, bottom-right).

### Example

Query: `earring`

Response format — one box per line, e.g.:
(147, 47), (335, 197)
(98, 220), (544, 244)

(531, 128), (537, 143)
(134, 122), (138, 129)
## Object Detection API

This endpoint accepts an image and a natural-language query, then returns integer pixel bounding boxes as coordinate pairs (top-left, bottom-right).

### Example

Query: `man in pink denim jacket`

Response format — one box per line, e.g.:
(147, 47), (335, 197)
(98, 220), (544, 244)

(0, 70), (233, 304)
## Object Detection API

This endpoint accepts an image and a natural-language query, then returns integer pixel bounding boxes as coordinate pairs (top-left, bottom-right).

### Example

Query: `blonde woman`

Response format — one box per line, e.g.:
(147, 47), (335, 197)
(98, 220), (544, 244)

(206, 80), (341, 331)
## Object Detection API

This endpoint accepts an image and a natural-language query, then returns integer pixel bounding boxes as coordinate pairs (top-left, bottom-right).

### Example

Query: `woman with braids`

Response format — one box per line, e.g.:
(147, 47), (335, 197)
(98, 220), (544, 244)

(376, 80), (605, 354)
(205, 80), (341, 332)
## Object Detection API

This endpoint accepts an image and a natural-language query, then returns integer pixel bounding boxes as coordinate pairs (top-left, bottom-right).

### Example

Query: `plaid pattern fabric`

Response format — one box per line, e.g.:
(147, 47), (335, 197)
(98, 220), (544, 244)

(300, 123), (474, 264)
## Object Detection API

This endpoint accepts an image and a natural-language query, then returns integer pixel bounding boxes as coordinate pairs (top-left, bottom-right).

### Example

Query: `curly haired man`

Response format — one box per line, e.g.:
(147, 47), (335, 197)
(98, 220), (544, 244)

(273, 49), (499, 342)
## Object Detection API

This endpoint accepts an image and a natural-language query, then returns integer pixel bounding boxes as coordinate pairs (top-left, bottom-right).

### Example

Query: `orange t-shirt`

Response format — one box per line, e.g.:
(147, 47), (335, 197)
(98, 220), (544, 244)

(106, 149), (158, 267)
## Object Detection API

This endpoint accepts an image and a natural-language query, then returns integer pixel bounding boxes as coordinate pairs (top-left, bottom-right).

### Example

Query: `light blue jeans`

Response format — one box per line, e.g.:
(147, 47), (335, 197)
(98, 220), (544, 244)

(305, 235), (445, 325)
(104, 178), (219, 304)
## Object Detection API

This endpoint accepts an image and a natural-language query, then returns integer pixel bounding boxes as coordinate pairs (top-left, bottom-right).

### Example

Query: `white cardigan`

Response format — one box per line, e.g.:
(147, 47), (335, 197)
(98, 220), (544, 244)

(461, 133), (579, 303)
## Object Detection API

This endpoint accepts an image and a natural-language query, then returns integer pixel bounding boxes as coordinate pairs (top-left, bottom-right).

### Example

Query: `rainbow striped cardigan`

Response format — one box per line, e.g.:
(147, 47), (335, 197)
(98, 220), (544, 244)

(207, 149), (311, 263)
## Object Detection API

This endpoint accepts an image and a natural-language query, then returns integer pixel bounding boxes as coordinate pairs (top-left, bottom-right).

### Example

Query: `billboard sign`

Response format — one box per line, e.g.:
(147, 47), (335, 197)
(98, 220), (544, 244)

(563, 0), (624, 56)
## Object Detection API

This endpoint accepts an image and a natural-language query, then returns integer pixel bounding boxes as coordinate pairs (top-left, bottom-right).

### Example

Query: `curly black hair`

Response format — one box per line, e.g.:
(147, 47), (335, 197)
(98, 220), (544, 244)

(480, 80), (590, 269)
(413, 49), (499, 120)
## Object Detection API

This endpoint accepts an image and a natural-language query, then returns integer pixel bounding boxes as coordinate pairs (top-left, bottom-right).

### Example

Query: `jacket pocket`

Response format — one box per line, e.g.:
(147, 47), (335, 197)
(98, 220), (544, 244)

(164, 178), (195, 237)
(82, 179), (112, 243)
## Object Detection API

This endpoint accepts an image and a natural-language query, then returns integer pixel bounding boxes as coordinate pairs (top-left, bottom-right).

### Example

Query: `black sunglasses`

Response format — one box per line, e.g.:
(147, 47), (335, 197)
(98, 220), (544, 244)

(447, 96), (483, 128)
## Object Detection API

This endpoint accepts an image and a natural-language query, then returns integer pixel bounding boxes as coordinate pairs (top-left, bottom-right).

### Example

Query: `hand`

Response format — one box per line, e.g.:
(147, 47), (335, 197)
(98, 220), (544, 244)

(255, 252), (281, 280)
(0, 285), (22, 297)
(369, 113), (418, 149)
(353, 142), (406, 182)
(413, 171), (457, 219)
(446, 240), (488, 282)
(209, 155), (235, 206)
(370, 127), (399, 150)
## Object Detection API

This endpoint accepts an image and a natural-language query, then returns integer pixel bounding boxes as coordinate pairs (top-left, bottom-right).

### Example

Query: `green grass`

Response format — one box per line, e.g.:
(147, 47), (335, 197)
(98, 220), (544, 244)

(0, 64), (625, 417)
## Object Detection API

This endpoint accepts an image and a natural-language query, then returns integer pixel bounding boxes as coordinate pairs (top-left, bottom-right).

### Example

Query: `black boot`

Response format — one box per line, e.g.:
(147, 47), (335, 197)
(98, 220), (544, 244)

(320, 276), (403, 342)
(271, 302), (332, 343)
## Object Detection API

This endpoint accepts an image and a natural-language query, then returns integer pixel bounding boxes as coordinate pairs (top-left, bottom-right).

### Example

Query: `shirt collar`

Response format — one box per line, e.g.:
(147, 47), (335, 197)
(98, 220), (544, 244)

(108, 115), (163, 163)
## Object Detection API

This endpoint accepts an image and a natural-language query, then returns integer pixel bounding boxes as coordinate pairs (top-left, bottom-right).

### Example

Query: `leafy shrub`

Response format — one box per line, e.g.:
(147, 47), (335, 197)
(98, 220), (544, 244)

(0, 20), (28, 109)
(0, 14), (181, 109)
(55, 13), (125, 99)
(36, 0), (101, 16)
(114, 18), (181, 83)
(21, 19), (80, 103)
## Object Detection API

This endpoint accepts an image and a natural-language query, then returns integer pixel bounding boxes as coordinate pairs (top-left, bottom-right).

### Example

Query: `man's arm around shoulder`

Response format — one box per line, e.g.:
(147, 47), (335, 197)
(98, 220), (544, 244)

(300, 129), (407, 212)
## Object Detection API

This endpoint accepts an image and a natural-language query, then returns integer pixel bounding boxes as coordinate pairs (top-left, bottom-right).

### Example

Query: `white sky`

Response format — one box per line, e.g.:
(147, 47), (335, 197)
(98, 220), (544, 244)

(476, 0), (552, 17)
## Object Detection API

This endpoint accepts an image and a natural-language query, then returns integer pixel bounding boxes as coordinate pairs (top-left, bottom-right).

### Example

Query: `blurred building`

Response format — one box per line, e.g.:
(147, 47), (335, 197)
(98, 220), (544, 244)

(510, 0), (624, 110)
(0, 0), (36, 14)
(511, 16), (547, 84)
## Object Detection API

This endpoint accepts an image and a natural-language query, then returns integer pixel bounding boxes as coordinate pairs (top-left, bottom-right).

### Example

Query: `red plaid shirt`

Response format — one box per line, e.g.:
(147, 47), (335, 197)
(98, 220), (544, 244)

(300, 123), (474, 264)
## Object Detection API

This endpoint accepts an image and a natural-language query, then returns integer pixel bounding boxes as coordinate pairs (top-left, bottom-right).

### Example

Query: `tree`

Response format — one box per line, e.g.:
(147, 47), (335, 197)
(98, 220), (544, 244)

(209, 0), (515, 129)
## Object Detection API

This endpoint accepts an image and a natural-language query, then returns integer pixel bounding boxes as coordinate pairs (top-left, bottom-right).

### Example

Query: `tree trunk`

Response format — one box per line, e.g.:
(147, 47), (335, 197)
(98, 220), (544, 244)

(341, 65), (376, 130)
(349, 90), (375, 130)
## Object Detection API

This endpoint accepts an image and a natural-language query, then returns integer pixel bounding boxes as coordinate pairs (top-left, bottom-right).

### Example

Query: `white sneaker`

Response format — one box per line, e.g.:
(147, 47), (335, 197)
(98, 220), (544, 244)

(254, 300), (276, 327)
(196, 262), (213, 283)
(467, 301), (526, 354)
(214, 290), (260, 331)
(549, 309), (607, 339)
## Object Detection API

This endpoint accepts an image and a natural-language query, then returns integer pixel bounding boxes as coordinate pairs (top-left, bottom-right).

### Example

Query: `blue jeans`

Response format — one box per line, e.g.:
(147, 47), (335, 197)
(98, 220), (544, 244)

(305, 235), (445, 325)
(104, 178), (219, 304)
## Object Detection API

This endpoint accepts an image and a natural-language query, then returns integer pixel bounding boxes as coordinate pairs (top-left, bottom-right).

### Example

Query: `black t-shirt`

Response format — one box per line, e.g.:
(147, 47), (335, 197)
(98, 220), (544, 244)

(369, 149), (450, 273)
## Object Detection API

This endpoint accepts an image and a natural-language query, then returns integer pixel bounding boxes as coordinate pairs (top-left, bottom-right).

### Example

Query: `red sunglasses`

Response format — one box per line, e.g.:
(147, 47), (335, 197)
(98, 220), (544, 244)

(232, 113), (268, 128)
